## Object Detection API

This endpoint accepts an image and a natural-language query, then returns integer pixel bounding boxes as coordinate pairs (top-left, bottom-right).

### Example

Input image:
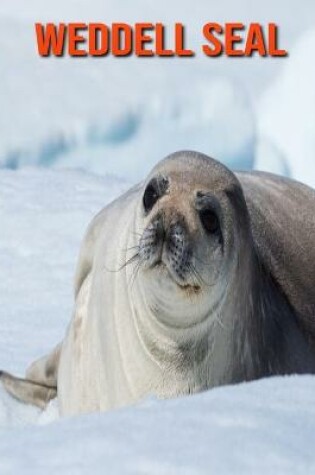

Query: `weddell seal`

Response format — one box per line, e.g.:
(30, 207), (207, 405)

(2, 151), (315, 416)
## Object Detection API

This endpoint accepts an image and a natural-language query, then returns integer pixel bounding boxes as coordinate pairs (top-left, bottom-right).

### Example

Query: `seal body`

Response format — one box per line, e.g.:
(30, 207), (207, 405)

(2, 151), (315, 416)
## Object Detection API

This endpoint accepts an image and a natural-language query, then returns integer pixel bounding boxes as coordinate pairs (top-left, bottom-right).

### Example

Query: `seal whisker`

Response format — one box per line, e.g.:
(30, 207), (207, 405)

(128, 258), (142, 290)
(188, 263), (206, 289)
(189, 262), (218, 288)
(123, 245), (140, 253)
(131, 231), (144, 239)
(119, 252), (140, 271)
(104, 251), (140, 273)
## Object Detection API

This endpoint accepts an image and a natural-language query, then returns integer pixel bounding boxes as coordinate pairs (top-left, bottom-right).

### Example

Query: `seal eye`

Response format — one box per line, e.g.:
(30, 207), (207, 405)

(200, 209), (219, 234)
(143, 183), (159, 213)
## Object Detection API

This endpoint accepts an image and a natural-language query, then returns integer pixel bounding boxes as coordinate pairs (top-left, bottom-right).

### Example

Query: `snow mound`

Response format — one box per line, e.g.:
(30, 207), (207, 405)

(1, 376), (315, 474)
(0, 385), (41, 429)
(259, 30), (315, 188)
(254, 138), (291, 176)
(0, 72), (256, 180)
(53, 78), (255, 180)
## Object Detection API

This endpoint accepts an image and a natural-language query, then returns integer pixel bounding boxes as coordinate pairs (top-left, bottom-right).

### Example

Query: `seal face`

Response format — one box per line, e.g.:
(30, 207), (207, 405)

(2, 150), (315, 416)
(131, 153), (249, 333)
(139, 180), (221, 291)
(139, 182), (222, 291)
(134, 159), (235, 329)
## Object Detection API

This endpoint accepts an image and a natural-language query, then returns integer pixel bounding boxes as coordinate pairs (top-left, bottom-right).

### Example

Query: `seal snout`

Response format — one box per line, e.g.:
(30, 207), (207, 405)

(139, 212), (193, 286)
(166, 221), (192, 282)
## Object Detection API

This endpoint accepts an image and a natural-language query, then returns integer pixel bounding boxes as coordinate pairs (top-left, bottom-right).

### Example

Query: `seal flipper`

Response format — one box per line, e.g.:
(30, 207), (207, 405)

(0, 343), (61, 409)
(0, 370), (57, 409)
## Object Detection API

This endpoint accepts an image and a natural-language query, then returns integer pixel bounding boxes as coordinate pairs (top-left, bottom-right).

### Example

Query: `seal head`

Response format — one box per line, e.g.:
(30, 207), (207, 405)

(134, 151), (251, 328)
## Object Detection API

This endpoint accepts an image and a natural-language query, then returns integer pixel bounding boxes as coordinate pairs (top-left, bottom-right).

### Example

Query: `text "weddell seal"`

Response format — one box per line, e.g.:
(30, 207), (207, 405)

(2, 151), (315, 416)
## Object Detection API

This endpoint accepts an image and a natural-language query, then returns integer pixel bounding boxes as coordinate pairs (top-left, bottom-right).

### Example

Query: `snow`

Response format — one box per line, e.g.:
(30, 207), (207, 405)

(1, 169), (315, 474)
(2, 373), (315, 474)
(1, 0), (315, 472)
